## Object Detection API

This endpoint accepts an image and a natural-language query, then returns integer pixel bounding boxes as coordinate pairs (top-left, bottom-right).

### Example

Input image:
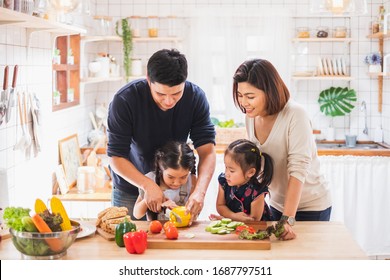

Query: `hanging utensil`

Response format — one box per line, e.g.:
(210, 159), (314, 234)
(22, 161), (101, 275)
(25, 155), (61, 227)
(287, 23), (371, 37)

(5, 65), (18, 124)
(14, 93), (27, 151)
(0, 66), (9, 126)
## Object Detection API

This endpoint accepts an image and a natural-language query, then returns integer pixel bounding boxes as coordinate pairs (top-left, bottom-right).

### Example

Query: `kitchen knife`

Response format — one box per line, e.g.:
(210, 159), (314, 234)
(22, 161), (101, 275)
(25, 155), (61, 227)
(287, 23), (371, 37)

(6, 65), (18, 123)
(0, 66), (9, 125)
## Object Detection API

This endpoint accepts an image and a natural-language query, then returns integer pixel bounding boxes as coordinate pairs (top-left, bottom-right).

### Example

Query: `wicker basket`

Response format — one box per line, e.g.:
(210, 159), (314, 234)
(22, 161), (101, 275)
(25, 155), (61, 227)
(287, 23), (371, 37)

(215, 127), (247, 145)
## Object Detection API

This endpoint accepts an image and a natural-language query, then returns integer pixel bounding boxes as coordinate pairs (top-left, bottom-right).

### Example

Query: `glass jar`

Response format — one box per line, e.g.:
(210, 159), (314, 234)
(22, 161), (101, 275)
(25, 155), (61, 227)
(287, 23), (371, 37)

(316, 26), (329, 38)
(333, 26), (347, 38)
(3, 0), (14, 9)
(131, 58), (142, 76)
(128, 16), (141, 37)
(148, 16), (159, 37)
(296, 27), (310, 38)
(94, 15), (113, 36)
(167, 16), (177, 37)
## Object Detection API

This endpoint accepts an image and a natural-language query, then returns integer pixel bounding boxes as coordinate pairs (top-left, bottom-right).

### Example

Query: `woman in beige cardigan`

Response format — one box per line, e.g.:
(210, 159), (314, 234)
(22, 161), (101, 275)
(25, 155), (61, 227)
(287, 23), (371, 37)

(232, 59), (332, 240)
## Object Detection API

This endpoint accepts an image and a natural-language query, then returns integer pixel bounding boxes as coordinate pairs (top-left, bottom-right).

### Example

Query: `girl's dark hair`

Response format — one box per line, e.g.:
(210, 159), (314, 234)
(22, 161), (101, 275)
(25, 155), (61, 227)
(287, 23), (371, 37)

(225, 139), (273, 188)
(154, 141), (196, 185)
(232, 59), (290, 115)
(147, 49), (188, 87)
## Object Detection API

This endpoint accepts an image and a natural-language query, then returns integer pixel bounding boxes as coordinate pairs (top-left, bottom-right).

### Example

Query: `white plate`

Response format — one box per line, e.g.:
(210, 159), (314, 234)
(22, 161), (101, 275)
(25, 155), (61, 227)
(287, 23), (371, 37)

(338, 57), (343, 75)
(77, 222), (96, 239)
(341, 57), (347, 75)
(318, 57), (324, 75)
(322, 58), (329, 75)
(333, 58), (339, 75)
(327, 58), (333, 75)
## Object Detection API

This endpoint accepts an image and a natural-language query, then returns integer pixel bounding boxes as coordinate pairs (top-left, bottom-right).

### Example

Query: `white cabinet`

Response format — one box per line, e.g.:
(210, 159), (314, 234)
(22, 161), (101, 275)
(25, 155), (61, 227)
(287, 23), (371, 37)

(320, 155), (390, 257)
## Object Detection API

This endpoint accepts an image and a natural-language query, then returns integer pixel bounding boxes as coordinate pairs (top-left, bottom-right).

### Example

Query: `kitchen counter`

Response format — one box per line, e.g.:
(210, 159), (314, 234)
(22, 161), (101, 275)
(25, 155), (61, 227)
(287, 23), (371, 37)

(0, 221), (367, 260)
(316, 141), (390, 156)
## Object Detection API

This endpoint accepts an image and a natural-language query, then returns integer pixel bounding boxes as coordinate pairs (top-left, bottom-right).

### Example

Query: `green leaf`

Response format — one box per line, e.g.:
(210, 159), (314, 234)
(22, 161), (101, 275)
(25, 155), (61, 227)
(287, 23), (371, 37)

(318, 87), (357, 117)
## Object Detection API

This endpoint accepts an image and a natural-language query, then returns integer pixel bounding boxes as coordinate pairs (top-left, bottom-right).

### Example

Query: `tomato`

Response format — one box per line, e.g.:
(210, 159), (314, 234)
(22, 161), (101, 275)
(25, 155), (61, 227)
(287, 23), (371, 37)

(149, 220), (163, 234)
(163, 221), (176, 232)
(165, 225), (179, 240)
(235, 225), (255, 235)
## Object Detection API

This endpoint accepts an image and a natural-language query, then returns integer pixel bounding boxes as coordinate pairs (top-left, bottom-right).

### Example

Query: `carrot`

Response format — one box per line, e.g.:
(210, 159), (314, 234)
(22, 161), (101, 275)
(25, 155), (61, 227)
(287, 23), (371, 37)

(31, 214), (63, 253)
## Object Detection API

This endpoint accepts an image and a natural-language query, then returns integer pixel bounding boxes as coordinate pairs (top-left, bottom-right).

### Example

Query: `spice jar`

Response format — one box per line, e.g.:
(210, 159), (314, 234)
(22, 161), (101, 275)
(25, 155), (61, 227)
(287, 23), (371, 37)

(296, 27), (310, 38)
(316, 26), (329, 38)
(94, 15), (113, 36)
(128, 16), (141, 37)
(333, 26), (347, 38)
(148, 16), (159, 37)
(167, 16), (177, 37)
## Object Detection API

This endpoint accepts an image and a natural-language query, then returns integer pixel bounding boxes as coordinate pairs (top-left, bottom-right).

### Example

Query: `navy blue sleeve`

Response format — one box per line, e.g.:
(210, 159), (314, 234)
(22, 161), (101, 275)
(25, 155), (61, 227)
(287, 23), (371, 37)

(189, 85), (216, 148)
(106, 87), (133, 159)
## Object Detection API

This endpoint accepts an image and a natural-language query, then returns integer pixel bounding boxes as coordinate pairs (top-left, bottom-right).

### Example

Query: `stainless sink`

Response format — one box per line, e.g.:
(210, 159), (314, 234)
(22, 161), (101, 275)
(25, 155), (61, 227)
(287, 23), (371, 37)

(316, 143), (384, 150)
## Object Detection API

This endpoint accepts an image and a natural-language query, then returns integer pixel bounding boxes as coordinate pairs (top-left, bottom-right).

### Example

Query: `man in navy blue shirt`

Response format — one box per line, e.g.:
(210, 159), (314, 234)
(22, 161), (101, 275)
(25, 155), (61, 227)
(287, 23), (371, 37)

(107, 49), (216, 221)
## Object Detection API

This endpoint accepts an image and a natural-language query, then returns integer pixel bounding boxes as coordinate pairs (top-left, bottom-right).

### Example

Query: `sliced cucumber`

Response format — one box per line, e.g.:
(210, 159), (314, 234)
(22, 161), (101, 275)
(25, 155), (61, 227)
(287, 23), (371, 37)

(221, 218), (232, 224)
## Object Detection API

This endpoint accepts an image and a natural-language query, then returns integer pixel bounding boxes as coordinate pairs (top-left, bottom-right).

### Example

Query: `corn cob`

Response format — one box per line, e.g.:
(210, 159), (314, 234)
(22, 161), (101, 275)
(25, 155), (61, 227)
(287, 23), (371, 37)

(34, 198), (48, 214)
(50, 197), (72, 231)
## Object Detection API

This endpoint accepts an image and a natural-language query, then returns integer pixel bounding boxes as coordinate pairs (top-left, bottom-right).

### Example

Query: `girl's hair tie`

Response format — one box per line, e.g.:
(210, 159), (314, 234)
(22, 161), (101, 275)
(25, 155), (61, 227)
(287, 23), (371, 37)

(251, 148), (256, 152)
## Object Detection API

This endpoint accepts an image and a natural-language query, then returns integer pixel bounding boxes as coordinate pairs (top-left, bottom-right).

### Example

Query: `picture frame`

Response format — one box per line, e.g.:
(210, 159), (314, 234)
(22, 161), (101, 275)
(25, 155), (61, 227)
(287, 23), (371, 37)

(58, 134), (82, 190)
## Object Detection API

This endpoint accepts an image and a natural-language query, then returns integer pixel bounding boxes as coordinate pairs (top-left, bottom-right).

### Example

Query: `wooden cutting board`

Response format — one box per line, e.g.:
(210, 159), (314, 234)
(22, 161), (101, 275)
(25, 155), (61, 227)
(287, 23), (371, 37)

(96, 221), (271, 250)
(96, 227), (115, 241)
(145, 221), (270, 250)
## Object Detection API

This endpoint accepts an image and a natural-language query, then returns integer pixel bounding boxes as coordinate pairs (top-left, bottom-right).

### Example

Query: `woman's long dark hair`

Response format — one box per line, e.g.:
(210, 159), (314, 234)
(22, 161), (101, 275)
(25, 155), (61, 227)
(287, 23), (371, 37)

(225, 139), (273, 189)
(154, 141), (196, 185)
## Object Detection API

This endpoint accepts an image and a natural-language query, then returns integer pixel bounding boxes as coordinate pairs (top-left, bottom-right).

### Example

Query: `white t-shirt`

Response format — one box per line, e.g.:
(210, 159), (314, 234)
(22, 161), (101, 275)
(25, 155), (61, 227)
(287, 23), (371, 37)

(246, 100), (332, 212)
(139, 171), (192, 206)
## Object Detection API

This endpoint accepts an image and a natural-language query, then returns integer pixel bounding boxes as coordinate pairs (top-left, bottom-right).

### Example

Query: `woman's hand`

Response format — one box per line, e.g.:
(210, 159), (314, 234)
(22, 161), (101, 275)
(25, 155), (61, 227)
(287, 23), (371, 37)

(279, 223), (296, 240)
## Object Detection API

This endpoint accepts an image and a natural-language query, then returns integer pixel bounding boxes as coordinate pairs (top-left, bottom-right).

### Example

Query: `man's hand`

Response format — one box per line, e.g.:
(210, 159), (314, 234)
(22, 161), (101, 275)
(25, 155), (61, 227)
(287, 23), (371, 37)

(144, 183), (164, 213)
(185, 191), (205, 224)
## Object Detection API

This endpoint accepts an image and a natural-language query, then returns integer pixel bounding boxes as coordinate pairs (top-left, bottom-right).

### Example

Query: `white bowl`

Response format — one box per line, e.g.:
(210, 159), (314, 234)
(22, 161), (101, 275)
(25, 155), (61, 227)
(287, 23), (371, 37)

(88, 61), (101, 74)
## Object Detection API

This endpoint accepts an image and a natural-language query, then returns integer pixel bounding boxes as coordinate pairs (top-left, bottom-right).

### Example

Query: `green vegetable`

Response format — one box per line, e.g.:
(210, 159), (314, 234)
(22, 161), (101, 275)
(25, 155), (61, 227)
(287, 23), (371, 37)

(21, 216), (38, 232)
(205, 220), (244, 235)
(39, 210), (63, 232)
(238, 220), (286, 240)
(3, 207), (31, 231)
(13, 237), (50, 256)
(115, 218), (136, 247)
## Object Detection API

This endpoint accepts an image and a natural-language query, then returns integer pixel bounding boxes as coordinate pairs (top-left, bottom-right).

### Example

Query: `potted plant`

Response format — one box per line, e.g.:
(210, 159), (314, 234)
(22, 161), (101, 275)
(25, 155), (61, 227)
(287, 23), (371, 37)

(318, 86), (357, 141)
(53, 48), (61, 64)
(364, 52), (382, 73)
(67, 48), (74, 65)
(116, 18), (133, 82)
(53, 90), (61, 105)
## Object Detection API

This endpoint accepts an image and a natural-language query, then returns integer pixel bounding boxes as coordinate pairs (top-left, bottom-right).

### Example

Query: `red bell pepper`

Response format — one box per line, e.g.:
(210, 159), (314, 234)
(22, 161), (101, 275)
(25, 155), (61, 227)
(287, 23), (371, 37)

(123, 230), (147, 254)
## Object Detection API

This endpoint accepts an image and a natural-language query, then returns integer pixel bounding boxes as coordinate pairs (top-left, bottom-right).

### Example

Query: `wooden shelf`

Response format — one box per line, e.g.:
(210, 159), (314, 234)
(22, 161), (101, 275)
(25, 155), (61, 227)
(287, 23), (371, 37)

(292, 75), (353, 81)
(80, 76), (145, 85)
(53, 185), (112, 201)
(52, 100), (80, 112)
(52, 34), (81, 111)
(52, 64), (80, 71)
(0, 7), (86, 35)
(366, 32), (388, 112)
(81, 35), (182, 43)
(292, 37), (353, 43)
(367, 32), (390, 40)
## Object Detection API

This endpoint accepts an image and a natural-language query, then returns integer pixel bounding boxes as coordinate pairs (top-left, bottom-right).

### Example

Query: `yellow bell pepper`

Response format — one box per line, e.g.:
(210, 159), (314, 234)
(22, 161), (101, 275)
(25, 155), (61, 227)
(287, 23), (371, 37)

(169, 206), (191, 227)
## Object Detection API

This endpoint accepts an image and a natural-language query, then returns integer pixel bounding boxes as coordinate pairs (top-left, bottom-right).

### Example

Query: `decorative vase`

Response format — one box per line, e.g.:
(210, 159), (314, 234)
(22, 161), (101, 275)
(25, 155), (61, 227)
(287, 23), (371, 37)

(368, 64), (381, 73)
